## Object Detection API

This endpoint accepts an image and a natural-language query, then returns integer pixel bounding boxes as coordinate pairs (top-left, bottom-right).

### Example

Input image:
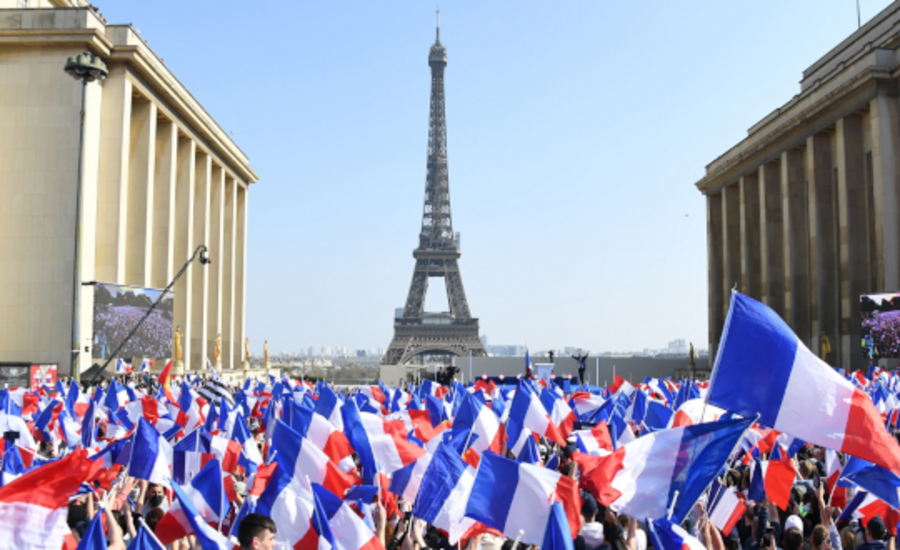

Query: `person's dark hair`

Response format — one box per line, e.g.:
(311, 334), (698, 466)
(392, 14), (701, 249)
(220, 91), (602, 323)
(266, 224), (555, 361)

(238, 513), (277, 548)
(725, 469), (741, 488)
(145, 507), (165, 533)
(783, 529), (804, 550)
(867, 516), (887, 541)
(724, 529), (741, 550)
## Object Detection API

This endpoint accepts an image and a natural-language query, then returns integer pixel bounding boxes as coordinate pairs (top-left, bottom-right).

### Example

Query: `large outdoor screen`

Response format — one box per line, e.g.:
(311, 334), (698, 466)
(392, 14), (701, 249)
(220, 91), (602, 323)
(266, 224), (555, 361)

(861, 292), (900, 359)
(92, 283), (174, 360)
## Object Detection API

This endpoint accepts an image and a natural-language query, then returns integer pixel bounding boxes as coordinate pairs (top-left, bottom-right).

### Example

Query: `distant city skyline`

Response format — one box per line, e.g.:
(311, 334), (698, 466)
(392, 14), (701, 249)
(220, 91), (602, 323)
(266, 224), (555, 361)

(96, 1), (895, 357)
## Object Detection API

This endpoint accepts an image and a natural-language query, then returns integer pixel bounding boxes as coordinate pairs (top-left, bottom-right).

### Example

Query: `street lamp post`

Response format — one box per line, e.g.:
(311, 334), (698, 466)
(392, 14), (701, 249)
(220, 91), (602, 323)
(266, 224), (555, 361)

(65, 51), (108, 382)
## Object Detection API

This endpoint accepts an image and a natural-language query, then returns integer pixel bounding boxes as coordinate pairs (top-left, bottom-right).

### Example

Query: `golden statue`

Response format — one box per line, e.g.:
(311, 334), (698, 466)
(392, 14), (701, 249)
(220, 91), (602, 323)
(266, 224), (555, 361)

(264, 340), (269, 364)
(213, 333), (221, 364)
(689, 342), (695, 364)
(820, 333), (832, 362)
(174, 326), (183, 362)
(244, 337), (250, 362)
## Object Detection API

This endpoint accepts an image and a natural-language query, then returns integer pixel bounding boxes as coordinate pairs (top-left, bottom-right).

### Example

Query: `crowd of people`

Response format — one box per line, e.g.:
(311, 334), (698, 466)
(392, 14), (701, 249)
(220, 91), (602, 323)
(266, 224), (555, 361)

(2, 363), (899, 550)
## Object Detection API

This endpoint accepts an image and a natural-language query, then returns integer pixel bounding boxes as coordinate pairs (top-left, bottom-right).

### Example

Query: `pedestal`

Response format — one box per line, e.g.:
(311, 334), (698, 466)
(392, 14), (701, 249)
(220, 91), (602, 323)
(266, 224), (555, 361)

(242, 361), (251, 380)
(174, 360), (185, 377)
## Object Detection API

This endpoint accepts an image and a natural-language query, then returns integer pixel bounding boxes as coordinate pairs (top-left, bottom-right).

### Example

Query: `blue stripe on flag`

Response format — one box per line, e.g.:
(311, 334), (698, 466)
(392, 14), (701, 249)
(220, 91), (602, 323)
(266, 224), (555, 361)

(464, 451), (520, 534)
(708, 292), (797, 427)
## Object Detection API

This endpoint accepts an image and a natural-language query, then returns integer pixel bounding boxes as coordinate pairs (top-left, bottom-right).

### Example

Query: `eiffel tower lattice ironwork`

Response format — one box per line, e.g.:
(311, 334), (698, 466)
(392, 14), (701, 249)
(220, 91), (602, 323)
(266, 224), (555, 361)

(381, 15), (487, 366)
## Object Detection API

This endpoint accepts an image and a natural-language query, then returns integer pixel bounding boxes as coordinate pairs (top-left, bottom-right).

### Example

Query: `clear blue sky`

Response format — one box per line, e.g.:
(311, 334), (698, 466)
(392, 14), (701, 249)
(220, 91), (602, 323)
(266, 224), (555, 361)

(100, 0), (893, 355)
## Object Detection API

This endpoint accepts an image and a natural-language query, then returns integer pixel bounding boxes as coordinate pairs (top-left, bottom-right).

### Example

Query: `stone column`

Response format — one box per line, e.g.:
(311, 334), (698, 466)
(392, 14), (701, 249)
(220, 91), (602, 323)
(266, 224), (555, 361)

(836, 115), (868, 370)
(208, 165), (225, 369)
(152, 120), (177, 289)
(126, 99), (157, 288)
(722, 182), (741, 313)
(782, 148), (810, 346)
(806, 132), (839, 362)
(759, 161), (784, 315)
(191, 152), (211, 372)
(707, 192), (724, 360)
(172, 137), (195, 374)
(870, 93), (900, 294)
(235, 184), (248, 372)
(223, 177), (237, 371)
(740, 173), (762, 299)
(95, 65), (132, 284)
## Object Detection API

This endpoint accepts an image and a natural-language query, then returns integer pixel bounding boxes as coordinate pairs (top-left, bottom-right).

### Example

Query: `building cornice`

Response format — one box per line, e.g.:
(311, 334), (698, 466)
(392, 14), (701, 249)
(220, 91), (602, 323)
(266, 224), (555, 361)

(0, 7), (259, 185)
(695, 58), (898, 195)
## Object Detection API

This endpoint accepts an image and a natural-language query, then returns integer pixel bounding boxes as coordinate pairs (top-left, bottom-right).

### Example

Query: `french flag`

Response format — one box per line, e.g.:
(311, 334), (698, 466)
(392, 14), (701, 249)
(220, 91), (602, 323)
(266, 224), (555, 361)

(465, 451), (581, 546)
(167, 476), (233, 549)
(369, 431), (427, 475)
(156, 457), (228, 545)
(0, 449), (101, 550)
(825, 449), (847, 508)
(707, 483), (746, 535)
(341, 400), (378, 485)
(451, 392), (502, 457)
(506, 382), (564, 452)
(127, 417), (174, 486)
(747, 447), (796, 510)
(311, 483), (384, 550)
(574, 417), (753, 523)
(647, 517), (706, 550)
(116, 358), (133, 374)
(139, 358), (153, 373)
(568, 392), (606, 421)
(270, 420), (357, 498)
(572, 422), (614, 456)
(389, 452), (433, 502)
(709, 292), (900, 475)
(250, 463), (321, 550)
(305, 413), (354, 468)
(838, 490), (900, 535)
(540, 389), (577, 441)
(413, 444), (477, 544)
(172, 429), (216, 486)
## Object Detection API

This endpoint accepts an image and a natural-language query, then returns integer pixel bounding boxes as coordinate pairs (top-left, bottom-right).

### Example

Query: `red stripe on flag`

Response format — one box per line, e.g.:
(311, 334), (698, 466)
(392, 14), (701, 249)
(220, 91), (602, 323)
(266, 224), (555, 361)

(843, 389), (900, 475)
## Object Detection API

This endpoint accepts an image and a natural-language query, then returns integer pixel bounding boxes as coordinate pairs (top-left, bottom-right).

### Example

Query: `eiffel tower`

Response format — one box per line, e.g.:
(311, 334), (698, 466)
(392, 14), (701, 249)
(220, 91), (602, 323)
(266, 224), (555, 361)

(381, 15), (487, 366)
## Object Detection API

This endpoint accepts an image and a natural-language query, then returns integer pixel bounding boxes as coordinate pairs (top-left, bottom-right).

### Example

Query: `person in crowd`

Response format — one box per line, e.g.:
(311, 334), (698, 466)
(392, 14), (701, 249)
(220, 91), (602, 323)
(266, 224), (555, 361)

(572, 352), (590, 385)
(238, 513), (278, 550)
(856, 517), (888, 550)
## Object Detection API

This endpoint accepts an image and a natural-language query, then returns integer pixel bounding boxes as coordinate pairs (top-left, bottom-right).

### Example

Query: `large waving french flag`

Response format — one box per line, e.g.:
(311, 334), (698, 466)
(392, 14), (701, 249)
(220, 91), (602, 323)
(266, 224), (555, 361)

(709, 292), (900, 474)
(127, 417), (174, 486)
(270, 420), (357, 498)
(413, 444), (478, 544)
(465, 451), (581, 546)
(574, 417), (753, 523)
(0, 449), (101, 550)
(252, 462), (321, 550)
(451, 392), (502, 457)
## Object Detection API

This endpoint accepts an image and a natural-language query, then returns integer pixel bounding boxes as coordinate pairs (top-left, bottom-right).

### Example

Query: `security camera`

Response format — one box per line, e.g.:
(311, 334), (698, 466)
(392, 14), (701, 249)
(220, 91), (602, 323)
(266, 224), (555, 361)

(199, 249), (211, 265)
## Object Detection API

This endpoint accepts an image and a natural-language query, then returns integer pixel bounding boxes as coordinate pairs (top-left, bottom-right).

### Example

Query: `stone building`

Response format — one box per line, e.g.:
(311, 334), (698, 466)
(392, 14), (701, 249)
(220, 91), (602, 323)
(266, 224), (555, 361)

(696, 1), (900, 371)
(0, 0), (259, 376)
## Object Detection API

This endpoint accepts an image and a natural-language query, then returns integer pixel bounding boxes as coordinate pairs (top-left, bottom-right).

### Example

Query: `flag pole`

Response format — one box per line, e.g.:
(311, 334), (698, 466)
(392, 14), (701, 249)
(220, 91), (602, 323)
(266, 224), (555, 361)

(510, 529), (525, 550)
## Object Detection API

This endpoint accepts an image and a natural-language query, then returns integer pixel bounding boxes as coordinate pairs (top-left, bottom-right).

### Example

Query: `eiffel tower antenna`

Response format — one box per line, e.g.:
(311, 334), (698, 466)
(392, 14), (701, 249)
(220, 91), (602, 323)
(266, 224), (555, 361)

(381, 18), (487, 367)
